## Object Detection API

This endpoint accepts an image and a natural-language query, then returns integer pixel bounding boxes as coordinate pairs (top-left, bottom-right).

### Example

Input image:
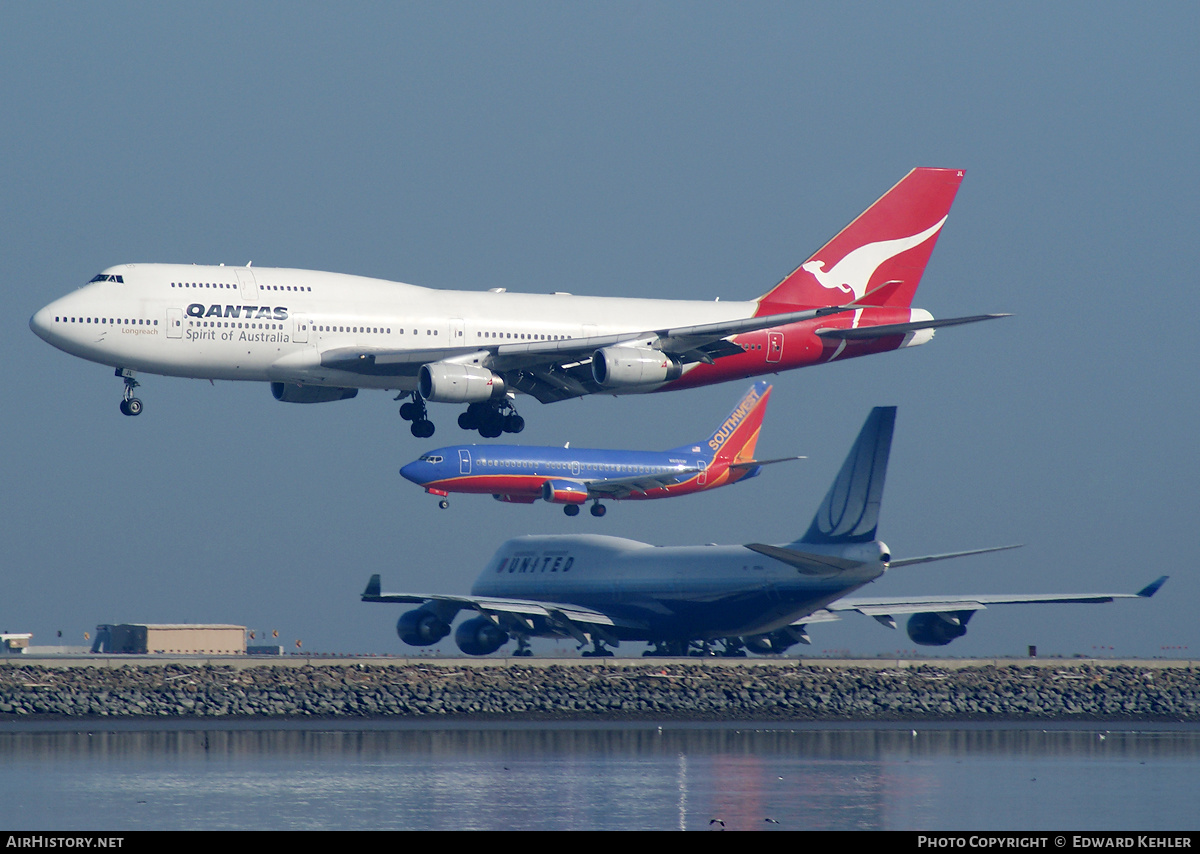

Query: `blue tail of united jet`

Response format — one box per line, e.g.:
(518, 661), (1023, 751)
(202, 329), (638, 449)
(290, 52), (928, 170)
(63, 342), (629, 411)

(798, 406), (896, 545)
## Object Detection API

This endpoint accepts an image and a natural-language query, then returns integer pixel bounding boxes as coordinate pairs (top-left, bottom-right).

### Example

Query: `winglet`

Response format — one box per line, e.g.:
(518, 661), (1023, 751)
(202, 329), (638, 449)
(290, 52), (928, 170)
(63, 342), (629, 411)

(363, 574), (382, 598)
(1137, 576), (1169, 598)
(798, 406), (896, 545)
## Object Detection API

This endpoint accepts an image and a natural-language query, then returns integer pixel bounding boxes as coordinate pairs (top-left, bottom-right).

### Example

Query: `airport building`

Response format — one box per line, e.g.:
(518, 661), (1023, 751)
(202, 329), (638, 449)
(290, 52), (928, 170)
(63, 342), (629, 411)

(91, 624), (246, 655)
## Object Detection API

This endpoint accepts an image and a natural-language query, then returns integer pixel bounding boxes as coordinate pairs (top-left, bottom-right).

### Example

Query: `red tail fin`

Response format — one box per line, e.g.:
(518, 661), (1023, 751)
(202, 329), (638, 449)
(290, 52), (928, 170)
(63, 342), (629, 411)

(756, 168), (964, 315)
(706, 382), (772, 466)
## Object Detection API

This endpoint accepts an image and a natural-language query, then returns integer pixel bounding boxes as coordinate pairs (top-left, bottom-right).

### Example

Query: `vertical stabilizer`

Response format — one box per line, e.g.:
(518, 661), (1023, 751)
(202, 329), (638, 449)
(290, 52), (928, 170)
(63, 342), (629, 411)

(674, 381), (773, 465)
(756, 168), (964, 314)
(799, 407), (896, 545)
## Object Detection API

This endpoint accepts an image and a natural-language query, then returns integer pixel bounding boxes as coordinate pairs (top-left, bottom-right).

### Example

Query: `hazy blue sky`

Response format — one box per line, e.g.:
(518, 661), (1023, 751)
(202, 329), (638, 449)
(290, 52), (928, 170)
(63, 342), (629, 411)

(4, 2), (1197, 658)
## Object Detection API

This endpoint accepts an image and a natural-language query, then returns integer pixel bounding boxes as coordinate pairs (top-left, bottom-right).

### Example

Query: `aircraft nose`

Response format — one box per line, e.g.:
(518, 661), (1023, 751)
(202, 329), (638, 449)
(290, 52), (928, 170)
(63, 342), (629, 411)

(399, 461), (426, 484)
(29, 304), (56, 344)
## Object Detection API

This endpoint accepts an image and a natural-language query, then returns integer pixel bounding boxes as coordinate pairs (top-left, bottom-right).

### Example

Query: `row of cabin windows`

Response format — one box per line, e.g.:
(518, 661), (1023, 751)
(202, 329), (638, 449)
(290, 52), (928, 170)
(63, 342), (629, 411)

(170, 282), (313, 292)
(478, 459), (667, 474)
(318, 325), (393, 334)
(189, 320), (283, 330)
(55, 316), (156, 326)
(478, 331), (571, 341)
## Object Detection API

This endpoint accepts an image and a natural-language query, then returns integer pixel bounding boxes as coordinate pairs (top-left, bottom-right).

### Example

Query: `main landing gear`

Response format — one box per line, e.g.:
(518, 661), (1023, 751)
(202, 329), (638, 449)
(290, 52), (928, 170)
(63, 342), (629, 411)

(116, 368), (143, 417)
(457, 400), (525, 438)
(397, 392), (435, 438)
(563, 501), (607, 517)
(398, 394), (526, 439)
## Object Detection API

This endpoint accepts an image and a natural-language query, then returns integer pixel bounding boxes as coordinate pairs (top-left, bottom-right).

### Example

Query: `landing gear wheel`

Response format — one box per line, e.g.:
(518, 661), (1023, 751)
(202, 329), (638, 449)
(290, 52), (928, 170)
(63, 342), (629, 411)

(479, 412), (505, 439)
(590, 502), (606, 517)
(438, 499), (449, 510)
(504, 414), (525, 434)
(411, 419), (435, 439)
(564, 505), (581, 517)
(400, 393), (435, 436)
(117, 368), (142, 416)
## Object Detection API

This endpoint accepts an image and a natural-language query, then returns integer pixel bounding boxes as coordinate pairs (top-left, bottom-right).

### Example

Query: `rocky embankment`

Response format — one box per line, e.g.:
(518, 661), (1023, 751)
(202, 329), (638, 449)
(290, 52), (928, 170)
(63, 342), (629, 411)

(1, 660), (1198, 721)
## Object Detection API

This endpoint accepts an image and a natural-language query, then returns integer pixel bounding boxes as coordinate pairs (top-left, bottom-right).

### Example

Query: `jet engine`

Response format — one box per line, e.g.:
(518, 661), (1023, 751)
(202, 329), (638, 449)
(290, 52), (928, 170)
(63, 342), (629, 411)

(418, 363), (507, 403)
(271, 382), (358, 403)
(455, 616), (509, 656)
(906, 611), (974, 646)
(397, 609), (451, 647)
(541, 479), (589, 505)
(591, 347), (682, 388)
(742, 630), (802, 655)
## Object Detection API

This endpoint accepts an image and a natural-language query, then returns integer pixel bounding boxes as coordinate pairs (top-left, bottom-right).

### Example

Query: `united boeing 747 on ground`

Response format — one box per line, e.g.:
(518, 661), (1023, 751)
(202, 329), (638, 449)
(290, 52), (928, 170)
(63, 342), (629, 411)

(365, 407), (1167, 657)
(30, 168), (1004, 436)
(400, 381), (797, 515)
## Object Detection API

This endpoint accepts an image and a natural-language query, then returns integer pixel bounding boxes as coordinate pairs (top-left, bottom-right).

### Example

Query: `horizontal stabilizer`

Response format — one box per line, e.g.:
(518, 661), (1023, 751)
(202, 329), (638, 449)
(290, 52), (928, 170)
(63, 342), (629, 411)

(815, 313), (1010, 341)
(744, 543), (864, 575)
(729, 455), (805, 471)
(889, 543), (1024, 568)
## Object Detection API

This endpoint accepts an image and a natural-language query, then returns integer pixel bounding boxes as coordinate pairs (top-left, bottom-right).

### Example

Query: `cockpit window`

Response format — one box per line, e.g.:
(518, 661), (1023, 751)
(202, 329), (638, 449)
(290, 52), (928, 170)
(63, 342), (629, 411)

(88, 274), (124, 283)
(419, 455), (443, 463)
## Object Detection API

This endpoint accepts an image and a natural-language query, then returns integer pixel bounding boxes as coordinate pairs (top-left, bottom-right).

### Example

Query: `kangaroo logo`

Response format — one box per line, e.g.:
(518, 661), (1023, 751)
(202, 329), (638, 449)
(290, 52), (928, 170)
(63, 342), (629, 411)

(801, 216), (947, 302)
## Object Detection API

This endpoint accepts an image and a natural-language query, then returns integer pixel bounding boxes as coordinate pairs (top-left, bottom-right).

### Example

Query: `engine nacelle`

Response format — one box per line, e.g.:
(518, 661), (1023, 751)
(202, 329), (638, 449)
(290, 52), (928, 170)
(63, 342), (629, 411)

(591, 347), (682, 388)
(541, 479), (589, 505)
(418, 363), (506, 403)
(271, 382), (359, 404)
(743, 629), (804, 655)
(455, 616), (509, 656)
(906, 611), (974, 646)
(397, 609), (451, 647)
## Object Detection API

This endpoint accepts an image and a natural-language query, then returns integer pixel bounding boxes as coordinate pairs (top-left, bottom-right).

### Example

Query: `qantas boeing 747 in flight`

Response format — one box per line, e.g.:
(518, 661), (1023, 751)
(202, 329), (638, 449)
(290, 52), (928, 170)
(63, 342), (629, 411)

(30, 168), (1003, 437)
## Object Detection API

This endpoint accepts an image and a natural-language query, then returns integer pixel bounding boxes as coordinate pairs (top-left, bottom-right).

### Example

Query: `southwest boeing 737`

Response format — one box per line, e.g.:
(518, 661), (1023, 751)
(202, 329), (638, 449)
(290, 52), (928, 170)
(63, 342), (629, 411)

(364, 407), (1167, 657)
(400, 381), (796, 515)
(30, 168), (1004, 436)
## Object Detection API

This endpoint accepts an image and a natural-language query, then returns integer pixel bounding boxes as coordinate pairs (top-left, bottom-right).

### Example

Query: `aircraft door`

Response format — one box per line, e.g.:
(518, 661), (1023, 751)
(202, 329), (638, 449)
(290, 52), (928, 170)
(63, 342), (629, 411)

(696, 460), (708, 486)
(166, 308), (183, 339)
(235, 268), (259, 301)
(450, 317), (465, 344)
(767, 331), (784, 363)
(292, 313), (309, 343)
(570, 460), (580, 476)
(459, 449), (471, 475)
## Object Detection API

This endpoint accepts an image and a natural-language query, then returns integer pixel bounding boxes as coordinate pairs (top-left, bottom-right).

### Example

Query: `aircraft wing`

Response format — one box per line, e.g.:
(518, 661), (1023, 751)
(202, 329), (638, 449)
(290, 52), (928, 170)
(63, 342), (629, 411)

(782, 577), (1169, 630)
(583, 468), (701, 499)
(321, 304), (852, 403)
(361, 575), (645, 631)
(826, 575), (1169, 619)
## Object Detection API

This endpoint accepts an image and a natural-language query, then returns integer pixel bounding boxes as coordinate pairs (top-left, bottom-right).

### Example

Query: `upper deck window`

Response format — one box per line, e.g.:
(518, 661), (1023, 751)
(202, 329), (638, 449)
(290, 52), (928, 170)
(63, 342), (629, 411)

(88, 274), (124, 283)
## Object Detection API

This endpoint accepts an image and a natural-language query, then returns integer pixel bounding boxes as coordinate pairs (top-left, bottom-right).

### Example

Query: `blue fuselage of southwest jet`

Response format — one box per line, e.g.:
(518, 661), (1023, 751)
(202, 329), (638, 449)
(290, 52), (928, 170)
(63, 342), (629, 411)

(400, 443), (757, 504)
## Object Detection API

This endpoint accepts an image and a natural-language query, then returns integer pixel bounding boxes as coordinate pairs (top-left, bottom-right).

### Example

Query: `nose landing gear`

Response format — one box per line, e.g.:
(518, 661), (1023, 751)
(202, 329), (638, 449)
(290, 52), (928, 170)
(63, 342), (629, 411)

(116, 368), (143, 416)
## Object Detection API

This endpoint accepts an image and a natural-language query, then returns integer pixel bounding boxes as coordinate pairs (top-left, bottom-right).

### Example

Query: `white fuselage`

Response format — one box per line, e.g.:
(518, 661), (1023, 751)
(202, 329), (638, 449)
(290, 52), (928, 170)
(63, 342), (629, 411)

(30, 263), (756, 392)
(471, 534), (890, 640)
